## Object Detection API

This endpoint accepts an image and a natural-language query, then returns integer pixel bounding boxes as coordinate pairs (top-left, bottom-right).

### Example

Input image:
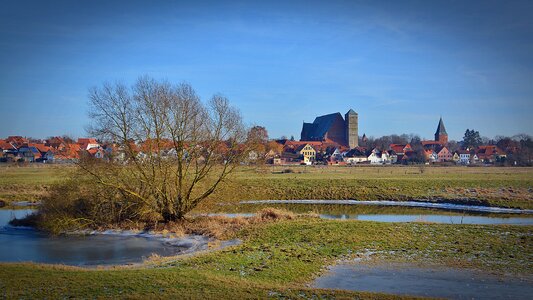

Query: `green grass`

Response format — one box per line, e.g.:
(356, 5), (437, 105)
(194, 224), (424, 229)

(1, 165), (531, 298)
(0, 165), (72, 204)
(1, 219), (531, 299)
(1, 165), (532, 209)
(202, 165), (533, 210)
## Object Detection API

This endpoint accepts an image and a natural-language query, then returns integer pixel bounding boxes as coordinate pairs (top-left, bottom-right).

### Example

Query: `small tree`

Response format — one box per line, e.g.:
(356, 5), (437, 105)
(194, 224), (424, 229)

(84, 76), (248, 222)
(247, 126), (268, 144)
(247, 126), (268, 158)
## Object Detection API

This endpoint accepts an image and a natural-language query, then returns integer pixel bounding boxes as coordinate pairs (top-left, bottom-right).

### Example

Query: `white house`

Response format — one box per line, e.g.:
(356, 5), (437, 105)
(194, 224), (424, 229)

(343, 148), (368, 164)
(457, 150), (471, 165)
(368, 148), (383, 165)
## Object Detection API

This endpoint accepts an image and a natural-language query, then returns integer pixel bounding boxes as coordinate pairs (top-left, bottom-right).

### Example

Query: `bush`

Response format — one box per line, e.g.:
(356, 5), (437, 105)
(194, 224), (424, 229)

(33, 174), (162, 234)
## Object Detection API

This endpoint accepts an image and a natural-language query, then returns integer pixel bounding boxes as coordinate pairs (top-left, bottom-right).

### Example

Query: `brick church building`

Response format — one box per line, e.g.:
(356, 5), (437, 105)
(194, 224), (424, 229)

(300, 109), (359, 149)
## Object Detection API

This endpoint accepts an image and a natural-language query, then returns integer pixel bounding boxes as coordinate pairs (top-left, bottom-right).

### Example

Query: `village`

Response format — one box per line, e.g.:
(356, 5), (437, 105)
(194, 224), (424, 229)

(0, 110), (527, 166)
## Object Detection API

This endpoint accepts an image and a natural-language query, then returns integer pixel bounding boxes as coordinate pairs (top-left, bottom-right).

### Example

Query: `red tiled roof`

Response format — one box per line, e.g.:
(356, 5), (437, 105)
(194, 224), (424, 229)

(29, 143), (50, 153)
(390, 143), (411, 153)
(476, 145), (505, 156)
(78, 138), (98, 144)
(0, 140), (16, 150)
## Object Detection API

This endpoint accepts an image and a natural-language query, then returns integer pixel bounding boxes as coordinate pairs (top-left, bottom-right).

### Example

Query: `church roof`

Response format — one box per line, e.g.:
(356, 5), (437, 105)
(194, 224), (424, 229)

(435, 117), (447, 136)
(312, 113), (343, 138)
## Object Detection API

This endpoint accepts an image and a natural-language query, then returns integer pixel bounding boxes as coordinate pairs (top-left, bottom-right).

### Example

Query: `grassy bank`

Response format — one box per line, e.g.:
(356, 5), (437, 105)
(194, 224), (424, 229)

(1, 219), (531, 299)
(1, 165), (532, 209)
(0, 165), (72, 205)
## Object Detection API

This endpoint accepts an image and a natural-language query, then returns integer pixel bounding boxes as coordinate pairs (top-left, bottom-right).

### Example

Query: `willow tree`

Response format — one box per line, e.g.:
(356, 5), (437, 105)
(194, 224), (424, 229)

(85, 76), (248, 221)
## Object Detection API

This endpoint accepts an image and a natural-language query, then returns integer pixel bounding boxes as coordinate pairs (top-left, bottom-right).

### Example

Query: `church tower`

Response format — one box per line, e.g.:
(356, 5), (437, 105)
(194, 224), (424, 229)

(345, 109), (358, 148)
(434, 117), (448, 144)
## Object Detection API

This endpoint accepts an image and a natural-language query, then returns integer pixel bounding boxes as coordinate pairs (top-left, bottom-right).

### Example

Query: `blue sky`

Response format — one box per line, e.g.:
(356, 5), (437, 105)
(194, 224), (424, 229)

(1, 0), (532, 141)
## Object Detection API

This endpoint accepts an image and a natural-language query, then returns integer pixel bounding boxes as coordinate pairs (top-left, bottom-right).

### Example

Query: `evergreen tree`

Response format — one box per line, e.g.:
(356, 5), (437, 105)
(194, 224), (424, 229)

(463, 129), (482, 149)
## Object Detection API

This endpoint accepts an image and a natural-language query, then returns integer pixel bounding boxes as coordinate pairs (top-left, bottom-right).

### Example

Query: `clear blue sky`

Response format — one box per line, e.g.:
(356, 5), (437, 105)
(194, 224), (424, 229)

(1, 0), (532, 141)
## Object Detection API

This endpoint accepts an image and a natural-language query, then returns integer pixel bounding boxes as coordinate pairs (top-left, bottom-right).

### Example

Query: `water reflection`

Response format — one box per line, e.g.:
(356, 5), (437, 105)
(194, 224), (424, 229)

(203, 212), (533, 225)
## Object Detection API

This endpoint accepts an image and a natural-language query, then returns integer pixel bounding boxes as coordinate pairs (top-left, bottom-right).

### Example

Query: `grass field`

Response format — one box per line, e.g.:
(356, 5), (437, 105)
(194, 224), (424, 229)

(1, 219), (531, 299)
(0, 165), (73, 204)
(1, 165), (531, 298)
(1, 164), (532, 209)
(209, 165), (533, 210)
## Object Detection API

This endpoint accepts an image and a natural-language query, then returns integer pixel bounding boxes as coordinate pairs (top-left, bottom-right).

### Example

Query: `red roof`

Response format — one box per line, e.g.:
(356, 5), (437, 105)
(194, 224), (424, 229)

(389, 143), (411, 153)
(0, 140), (16, 150)
(476, 145), (505, 156)
(5, 136), (29, 147)
(78, 138), (98, 144)
(29, 143), (50, 153)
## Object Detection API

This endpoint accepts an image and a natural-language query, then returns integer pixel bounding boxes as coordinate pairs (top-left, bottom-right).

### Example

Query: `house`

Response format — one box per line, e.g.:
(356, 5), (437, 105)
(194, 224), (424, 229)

(368, 148), (383, 164)
(43, 150), (55, 162)
(452, 152), (460, 163)
(52, 143), (82, 162)
(424, 149), (438, 162)
(343, 148), (368, 164)
(281, 141), (321, 163)
(476, 145), (506, 163)
(6, 136), (29, 148)
(0, 140), (17, 155)
(324, 147), (343, 163)
(77, 138), (100, 150)
(437, 147), (452, 162)
(471, 153), (479, 164)
(17, 146), (41, 162)
(296, 144), (316, 165)
(456, 150), (471, 165)
(389, 143), (411, 156)
(45, 136), (68, 150)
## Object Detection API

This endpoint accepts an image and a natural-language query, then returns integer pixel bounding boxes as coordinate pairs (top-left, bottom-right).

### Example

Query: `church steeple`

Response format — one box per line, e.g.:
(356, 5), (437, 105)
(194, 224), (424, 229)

(435, 117), (448, 144)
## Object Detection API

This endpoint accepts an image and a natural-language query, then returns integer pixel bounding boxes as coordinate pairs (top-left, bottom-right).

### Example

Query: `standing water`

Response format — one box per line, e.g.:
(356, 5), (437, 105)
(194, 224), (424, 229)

(313, 263), (533, 300)
(0, 209), (227, 266)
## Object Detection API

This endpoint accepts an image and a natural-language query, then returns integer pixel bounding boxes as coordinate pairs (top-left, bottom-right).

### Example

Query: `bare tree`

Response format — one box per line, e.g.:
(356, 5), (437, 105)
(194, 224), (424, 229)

(85, 76), (248, 221)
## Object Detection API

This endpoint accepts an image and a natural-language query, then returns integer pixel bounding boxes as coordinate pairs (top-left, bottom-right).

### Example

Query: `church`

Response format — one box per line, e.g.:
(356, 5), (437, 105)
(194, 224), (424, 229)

(300, 109), (358, 148)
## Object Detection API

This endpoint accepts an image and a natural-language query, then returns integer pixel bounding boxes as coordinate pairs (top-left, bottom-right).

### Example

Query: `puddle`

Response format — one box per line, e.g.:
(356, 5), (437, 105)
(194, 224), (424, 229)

(313, 263), (533, 299)
(240, 200), (533, 214)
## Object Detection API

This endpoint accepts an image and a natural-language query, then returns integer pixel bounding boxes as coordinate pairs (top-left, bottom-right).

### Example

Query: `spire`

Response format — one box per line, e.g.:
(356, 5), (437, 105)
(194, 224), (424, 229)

(435, 117), (447, 136)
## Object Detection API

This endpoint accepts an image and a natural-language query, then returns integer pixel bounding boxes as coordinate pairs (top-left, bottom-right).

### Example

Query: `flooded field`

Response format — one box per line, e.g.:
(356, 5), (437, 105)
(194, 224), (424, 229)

(313, 263), (533, 299)
(240, 200), (533, 214)
(207, 201), (533, 225)
(0, 209), (237, 266)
